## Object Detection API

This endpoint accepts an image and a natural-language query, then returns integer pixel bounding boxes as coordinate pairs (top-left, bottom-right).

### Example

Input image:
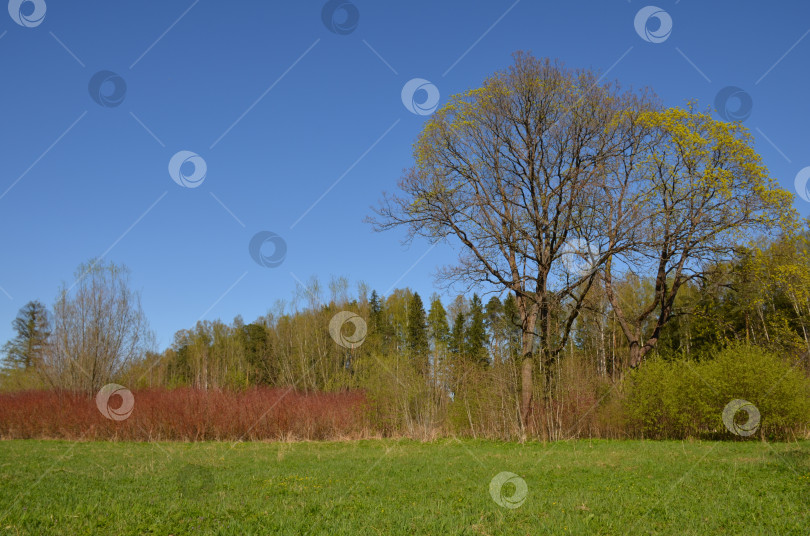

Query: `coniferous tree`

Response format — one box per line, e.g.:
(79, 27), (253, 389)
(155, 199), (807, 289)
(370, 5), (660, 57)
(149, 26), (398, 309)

(368, 290), (393, 354)
(426, 295), (451, 387)
(427, 296), (450, 349)
(2, 300), (50, 370)
(465, 294), (488, 366)
(406, 292), (430, 375)
(449, 311), (465, 356)
(369, 290), (383, 329)
(243, 322), (272, 383)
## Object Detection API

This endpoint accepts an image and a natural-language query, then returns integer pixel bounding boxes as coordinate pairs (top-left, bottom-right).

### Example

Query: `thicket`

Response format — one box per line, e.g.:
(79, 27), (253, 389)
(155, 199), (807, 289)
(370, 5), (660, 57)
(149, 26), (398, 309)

(626, 344), (810, 440)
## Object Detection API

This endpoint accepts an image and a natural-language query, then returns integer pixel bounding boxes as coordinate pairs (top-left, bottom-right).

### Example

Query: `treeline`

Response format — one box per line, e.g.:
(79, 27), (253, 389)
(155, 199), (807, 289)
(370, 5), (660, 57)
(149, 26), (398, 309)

(3, 231), (810, 440)
(134, 288), (521, 391)
(135, 229), (810, 389)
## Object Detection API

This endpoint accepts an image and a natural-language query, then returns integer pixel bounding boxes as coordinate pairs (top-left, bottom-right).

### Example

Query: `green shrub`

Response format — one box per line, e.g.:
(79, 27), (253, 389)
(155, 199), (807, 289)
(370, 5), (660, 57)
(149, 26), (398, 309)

(626, 343), (810, 440)
(702, 344), (810, 438)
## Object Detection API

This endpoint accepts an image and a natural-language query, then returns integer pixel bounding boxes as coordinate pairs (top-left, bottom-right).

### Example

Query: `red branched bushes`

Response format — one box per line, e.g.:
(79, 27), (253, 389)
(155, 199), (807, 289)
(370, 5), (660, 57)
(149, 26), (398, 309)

(0, 387), (369, 441)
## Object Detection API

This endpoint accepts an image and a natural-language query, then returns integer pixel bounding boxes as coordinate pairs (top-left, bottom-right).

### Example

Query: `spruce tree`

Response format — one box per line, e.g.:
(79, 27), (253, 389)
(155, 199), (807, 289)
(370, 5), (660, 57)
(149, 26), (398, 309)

(368, 290), (392, 354)
(369, 290), (383, 331)
(406, 292), (429, 375)
(465, 294), (488, 366)
(426, 295), (450, 384)
(427, 296), (450, 348)
(449, 311), (465, 356)
(2, 300), (50, 370)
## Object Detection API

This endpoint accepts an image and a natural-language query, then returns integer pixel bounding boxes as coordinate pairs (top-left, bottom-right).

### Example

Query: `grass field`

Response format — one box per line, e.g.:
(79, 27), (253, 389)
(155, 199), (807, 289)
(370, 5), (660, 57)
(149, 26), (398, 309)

(0, 439), (808, 535)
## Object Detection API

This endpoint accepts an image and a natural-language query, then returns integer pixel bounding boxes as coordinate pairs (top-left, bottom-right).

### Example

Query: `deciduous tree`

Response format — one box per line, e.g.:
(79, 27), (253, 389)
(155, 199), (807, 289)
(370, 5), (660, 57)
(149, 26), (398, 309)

(602, 105), (795, 367)
(371, 53), (656, 428)
(45, 260), (152, 393)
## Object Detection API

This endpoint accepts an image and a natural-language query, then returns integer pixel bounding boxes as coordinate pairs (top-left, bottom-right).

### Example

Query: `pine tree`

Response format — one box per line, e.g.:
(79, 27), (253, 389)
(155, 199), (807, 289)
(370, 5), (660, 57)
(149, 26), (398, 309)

(2, 300), (50, 370)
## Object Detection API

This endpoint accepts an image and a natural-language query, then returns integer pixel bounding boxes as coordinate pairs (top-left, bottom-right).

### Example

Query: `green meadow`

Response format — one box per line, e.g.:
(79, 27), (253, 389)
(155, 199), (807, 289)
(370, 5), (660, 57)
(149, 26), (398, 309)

(0, 439), (808, 535)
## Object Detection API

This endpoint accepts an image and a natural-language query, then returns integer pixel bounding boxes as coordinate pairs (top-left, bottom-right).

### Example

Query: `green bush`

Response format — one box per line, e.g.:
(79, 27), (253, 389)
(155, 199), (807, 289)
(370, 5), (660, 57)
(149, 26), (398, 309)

(626, 343), (810, 439)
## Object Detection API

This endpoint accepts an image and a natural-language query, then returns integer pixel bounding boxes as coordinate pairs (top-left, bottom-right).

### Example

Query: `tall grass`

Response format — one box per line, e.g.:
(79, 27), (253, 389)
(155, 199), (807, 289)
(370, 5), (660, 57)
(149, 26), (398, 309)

(0, 387), (369, 441)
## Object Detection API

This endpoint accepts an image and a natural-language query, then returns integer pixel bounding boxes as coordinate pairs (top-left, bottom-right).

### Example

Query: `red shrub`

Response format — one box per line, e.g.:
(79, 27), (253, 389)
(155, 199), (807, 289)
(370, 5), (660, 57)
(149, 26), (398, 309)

(0, 387), (369, 441)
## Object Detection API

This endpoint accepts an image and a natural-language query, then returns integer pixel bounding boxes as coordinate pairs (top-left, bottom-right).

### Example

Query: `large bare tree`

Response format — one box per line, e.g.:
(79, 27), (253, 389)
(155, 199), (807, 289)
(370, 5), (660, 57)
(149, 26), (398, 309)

(371, 53), (656, 430)
(45, 260), (152, 393)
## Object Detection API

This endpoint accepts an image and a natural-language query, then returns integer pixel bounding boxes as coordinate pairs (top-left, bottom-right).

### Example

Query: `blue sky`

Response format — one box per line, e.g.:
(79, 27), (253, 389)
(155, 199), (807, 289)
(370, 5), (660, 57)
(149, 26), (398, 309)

(1, 0), (808, 350)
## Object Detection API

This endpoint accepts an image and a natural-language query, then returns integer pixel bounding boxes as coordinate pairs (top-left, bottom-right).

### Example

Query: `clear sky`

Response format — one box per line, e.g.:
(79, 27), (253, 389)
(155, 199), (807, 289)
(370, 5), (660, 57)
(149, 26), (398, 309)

(1, 0), (808, 350)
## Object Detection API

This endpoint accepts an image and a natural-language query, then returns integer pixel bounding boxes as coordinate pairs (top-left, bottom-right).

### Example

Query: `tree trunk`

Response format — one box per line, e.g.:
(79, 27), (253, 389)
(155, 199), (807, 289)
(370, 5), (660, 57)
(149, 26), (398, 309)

(519, 311), (537, 434)
(520, 353), (533, 433)
(628, 341), (643, 368)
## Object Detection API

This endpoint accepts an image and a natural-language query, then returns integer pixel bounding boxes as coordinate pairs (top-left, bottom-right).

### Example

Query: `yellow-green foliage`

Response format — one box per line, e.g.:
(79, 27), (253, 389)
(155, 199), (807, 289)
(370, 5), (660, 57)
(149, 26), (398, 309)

(626, 344), (810, 439)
